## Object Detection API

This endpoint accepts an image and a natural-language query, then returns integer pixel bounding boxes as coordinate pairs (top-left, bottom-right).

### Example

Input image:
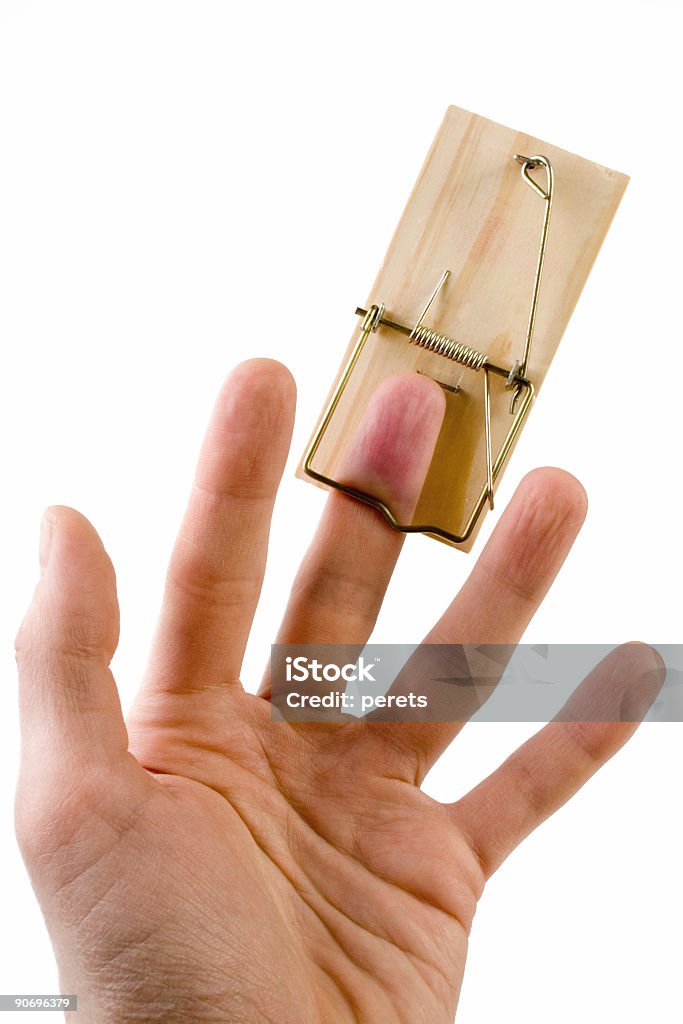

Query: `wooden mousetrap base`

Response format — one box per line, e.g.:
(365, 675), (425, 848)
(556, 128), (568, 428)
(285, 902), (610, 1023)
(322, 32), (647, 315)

(297, 105), (628, 550)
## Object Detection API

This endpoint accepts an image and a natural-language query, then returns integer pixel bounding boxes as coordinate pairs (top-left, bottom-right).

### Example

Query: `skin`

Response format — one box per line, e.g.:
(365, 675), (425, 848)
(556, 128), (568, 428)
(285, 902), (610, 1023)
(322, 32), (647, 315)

(14, 360), (662, 1023)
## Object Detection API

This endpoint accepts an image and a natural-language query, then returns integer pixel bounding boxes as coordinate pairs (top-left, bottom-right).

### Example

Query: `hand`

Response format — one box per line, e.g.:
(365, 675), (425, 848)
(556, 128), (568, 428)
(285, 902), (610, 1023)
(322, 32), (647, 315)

(15, 360), (661, 1023)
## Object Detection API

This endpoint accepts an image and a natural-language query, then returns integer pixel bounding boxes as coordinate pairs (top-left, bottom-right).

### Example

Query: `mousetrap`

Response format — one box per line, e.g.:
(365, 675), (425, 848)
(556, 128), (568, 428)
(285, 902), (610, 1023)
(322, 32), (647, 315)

(298, 105), (628, 550)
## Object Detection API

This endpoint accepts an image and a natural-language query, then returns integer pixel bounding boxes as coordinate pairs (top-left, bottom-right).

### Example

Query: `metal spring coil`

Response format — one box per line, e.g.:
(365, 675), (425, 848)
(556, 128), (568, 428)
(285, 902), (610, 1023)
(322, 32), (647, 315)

(410, 324), (488, 371)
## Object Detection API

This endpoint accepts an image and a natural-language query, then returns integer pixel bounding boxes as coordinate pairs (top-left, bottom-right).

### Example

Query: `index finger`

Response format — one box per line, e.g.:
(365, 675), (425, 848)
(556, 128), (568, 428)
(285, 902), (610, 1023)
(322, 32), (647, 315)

(140, 359), (296, 696)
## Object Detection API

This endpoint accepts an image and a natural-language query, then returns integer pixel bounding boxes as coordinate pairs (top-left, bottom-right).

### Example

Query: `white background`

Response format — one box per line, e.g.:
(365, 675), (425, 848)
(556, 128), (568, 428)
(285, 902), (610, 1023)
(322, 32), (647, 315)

(0, 1), (681, 1020)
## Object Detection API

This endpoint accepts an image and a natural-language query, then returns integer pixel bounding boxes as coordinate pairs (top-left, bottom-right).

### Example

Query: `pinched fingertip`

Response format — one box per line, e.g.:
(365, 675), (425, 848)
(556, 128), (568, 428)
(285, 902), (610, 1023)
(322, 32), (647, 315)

(337, 373), (446, 520)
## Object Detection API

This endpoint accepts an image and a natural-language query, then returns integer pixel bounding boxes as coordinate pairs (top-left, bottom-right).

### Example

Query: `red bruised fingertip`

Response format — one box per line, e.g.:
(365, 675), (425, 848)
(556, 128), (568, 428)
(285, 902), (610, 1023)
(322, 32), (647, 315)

(337, 373), (446, 519)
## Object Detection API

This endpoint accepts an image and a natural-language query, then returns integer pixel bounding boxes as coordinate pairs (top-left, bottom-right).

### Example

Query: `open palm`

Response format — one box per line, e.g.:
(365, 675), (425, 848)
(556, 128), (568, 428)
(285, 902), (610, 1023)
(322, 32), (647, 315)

(15, 361), (654, 1023)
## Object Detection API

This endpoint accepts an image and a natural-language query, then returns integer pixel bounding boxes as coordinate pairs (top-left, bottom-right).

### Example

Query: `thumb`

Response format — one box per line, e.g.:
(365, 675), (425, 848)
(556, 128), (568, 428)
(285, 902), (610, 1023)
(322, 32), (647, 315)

(15, 506), (129, 772)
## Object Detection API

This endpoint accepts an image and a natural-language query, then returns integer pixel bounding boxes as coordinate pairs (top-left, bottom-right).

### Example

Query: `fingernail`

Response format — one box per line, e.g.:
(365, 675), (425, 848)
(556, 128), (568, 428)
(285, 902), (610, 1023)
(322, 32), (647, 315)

(39, 510), (55, 576)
